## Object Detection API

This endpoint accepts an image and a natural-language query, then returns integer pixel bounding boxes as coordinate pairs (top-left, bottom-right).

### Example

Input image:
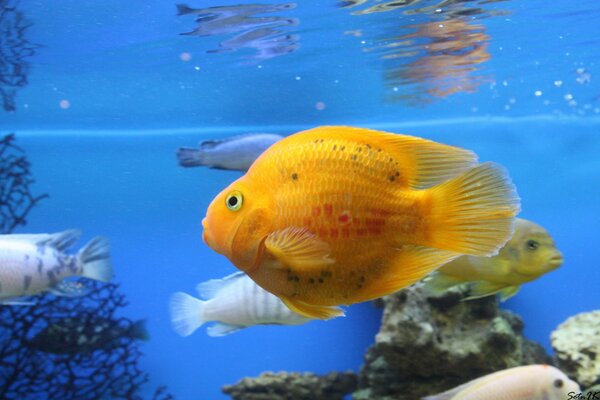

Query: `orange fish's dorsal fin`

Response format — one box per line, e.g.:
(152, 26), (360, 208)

(300, 126), (479, 188)
(353, 246), (461, 303)
(264, 227), (335, 270)
(424, 162), (520, 257)
(279, 296), (345, 320)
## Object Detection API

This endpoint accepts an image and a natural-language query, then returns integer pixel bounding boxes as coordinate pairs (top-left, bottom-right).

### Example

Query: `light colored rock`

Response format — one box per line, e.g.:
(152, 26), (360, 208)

(551, 310), (600, 388)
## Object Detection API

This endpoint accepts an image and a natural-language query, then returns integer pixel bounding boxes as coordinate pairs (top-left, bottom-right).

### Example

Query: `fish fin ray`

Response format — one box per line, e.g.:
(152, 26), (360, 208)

(462, 281), (506, 300)
(354, 246), (460, 303)
(176, 147), (204, 167)
(78, 237), (113, 282)
(169, 292), (206, 337)
(299, 126), (478, 188)
(422, 271), (465, 295)
(207, 323), (245, 337)
(279, 296), (344, 320)
(196, 272), (246, 299)
(264, 227), (334, 270)
(49, 280), (89, 298)
(498, 285), (520, 301)
(425, 162), (520, 256)
(41, 230), (82, 251)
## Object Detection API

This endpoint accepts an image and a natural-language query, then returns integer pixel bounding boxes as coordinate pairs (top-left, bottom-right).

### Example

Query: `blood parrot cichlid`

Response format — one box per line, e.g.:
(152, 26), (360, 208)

(201, 126), (520, 319)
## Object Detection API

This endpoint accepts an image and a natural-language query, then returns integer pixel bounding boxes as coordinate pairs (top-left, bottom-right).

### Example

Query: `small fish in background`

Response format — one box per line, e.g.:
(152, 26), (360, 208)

(422, 364), (580, 400)
(202, 126), (520, 319)
(169, 272), (316, 337)
(176, 133), (283, 171)
(25, 317), (148, 354)
(424, 218), (563, 301)
(0, 230), (113, 304)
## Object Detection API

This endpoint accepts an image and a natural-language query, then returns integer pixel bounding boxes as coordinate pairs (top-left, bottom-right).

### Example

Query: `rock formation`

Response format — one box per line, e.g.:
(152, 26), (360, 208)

(551, 310), (600, 389)
(222, 371), (357, 400)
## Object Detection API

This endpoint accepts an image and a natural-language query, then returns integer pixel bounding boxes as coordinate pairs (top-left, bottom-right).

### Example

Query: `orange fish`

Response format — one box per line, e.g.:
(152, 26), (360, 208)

(202, 126), (520, 319)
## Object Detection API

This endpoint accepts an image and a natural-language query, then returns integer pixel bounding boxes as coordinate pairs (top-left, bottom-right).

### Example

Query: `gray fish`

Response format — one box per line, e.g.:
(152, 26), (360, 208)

(176, 133), (283, 171)
(0, 230), (113, 303)
(176, 3), (296, 17)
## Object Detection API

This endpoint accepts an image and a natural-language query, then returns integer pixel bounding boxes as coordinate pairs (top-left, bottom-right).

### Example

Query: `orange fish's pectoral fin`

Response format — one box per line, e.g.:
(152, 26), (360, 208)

(264, 227), (334, 270)
(279, 296), (345, 320)
(354, 246), (461, 303)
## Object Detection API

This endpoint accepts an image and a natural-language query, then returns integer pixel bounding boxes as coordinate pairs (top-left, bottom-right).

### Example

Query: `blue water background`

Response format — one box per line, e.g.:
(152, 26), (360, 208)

(2, 0), (600, 399)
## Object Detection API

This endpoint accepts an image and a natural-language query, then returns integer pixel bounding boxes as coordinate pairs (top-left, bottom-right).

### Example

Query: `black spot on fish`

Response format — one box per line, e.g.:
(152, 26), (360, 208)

(332, 144), (337, 151)
(357, 284), (363, 289)
(291, 173), (298, 181)
(294, 276), (300, 282)
(357, 147), (362, 153)
(366, 144), (372, 149)
(359, 276), (366, 283)
(37, 259), (43, 275)
(389, 175), (396, 182)
(308, 278), (315, 284)
(23, 275), (32, 290)
(318, 278), (324, 284)
(351, 155), (357, 161)
(340, 146), (346, 151)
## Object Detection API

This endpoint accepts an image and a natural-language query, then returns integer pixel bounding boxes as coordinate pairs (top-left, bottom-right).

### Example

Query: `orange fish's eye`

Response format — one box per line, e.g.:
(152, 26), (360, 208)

(225, 191), (243, 212)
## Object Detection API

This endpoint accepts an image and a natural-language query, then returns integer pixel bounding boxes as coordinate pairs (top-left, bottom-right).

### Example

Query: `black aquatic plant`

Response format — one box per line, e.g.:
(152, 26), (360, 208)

(0, 282), (172, 400)
(0, 133), (48, 233)
(0, 132), (173, 399)
(0, 0), (39, 112)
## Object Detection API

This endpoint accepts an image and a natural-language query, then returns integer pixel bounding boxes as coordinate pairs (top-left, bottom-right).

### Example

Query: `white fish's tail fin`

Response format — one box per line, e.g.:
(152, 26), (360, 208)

(176, 147), (205, 167)
(78, 237), (113, 282)
(169, 292), (207, 337)
(426, 162), (520, 257)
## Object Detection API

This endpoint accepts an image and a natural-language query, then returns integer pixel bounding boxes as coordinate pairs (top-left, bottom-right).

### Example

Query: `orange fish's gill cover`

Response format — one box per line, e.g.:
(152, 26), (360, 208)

(202, 126), (520, 319)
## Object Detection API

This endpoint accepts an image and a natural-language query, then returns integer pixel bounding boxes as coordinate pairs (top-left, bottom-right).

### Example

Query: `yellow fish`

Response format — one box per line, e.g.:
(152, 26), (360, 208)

(422, 364), (580, 400)
(202, 126), (520, 319)
(425, 218), (563, 301)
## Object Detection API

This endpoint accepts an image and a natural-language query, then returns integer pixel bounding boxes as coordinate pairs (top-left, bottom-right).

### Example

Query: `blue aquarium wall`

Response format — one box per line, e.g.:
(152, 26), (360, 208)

(1, 0), (600, 398)
(13, 118), (599, 399)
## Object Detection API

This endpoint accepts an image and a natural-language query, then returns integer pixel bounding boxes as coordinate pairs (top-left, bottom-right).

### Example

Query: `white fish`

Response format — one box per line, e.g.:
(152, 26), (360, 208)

(169, 272), (321, 337)
(422, 364), (581, 400)
(0, 230), (113, 303)
(176, 133), (283, 171)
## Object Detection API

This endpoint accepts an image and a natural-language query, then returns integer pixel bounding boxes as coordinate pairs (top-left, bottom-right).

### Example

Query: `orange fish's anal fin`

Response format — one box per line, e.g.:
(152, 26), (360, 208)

(264, 226), (335, 270)
(279, 296), (345, 320)
(353, 246), (460, 303)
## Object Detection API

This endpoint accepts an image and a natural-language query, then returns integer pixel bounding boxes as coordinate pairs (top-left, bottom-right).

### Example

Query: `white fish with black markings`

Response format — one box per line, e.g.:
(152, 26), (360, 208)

(169, 272), (322, 337)
(0, 230), (113, 303)
(176, 133), (283, 171)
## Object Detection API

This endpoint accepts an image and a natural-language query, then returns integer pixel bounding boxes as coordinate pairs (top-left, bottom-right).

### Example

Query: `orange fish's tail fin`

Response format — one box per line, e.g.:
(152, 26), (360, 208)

(426, 162), (520, 257)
